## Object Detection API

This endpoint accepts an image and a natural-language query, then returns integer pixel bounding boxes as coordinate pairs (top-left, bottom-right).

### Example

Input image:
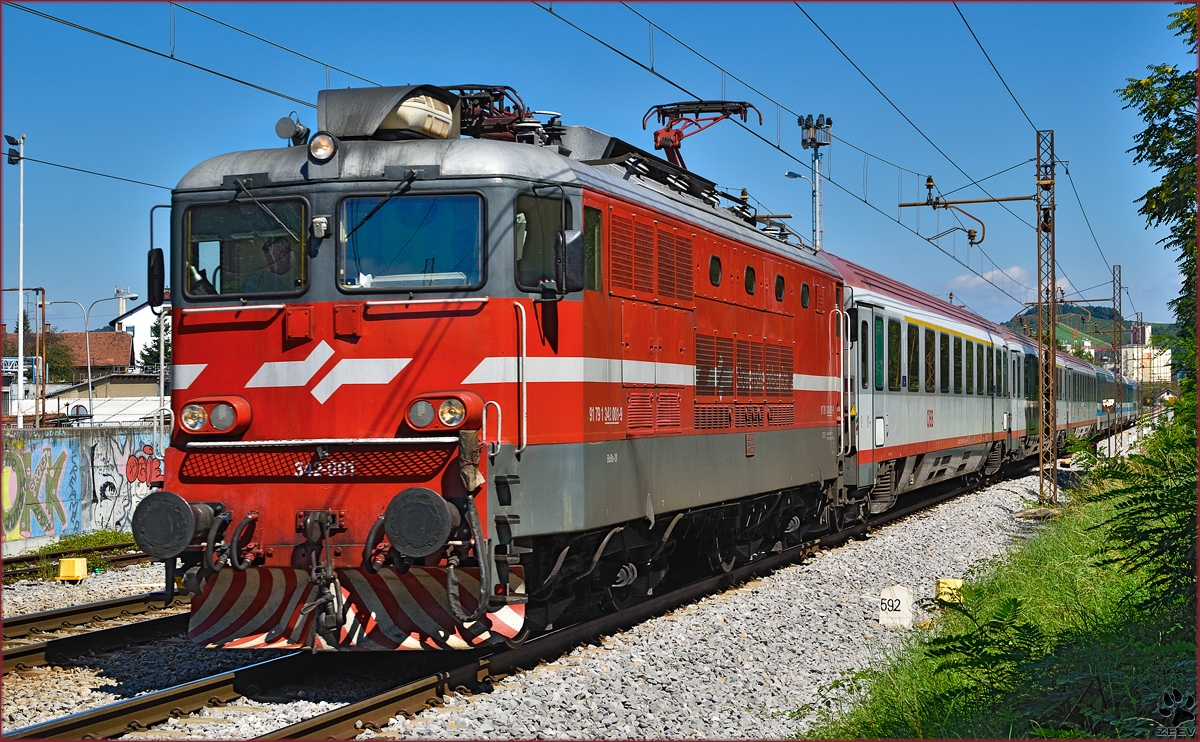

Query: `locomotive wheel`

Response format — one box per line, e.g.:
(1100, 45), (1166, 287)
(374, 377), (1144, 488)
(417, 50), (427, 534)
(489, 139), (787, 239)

(504, 624), (532, 648)
(707, 552), (736, 574)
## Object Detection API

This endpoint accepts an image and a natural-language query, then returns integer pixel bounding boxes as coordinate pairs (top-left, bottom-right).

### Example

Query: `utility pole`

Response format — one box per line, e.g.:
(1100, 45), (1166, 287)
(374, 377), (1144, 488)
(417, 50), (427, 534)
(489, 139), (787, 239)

(799, 114), (832, 250)
(1035, 130), (1057, 507)
(11, 135), (25, 427)
(1111, 265), (1123, 454)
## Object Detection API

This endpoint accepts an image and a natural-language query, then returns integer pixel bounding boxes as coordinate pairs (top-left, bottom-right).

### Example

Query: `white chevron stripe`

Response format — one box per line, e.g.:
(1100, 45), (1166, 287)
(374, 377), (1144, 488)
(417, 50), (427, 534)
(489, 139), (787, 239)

(310, 357), (410, 403)
(173, 363), (207, 390)
(246, 341), (334, 388)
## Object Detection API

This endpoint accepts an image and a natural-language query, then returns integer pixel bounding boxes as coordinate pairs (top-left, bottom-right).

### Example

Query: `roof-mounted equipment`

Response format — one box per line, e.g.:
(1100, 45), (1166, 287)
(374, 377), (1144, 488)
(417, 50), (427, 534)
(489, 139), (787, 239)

(642, 101), (762, 170)
(315, 85), (461, 141)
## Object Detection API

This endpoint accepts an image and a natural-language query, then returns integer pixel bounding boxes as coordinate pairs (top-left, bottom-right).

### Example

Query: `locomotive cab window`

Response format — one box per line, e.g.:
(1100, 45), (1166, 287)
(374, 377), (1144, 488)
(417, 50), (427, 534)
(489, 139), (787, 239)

(774, 274), (785, 302)
(709, 255), (722, 286)
(800, 282), (810, 308)
(339, 192), (483, 291)
(515, 194), (572, 291)
(185, 200), (307, 297)
(744, 266), (756, 295)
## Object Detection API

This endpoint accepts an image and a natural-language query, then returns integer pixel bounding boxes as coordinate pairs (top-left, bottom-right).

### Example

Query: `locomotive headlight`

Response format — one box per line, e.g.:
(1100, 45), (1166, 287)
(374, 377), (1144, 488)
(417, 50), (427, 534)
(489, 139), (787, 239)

(438, 398), (466, 427)
(308, 132), (337, 162)
(409, 400), (435, 428)
(209, 403), (236, 431)
(181, 404), (208, 431)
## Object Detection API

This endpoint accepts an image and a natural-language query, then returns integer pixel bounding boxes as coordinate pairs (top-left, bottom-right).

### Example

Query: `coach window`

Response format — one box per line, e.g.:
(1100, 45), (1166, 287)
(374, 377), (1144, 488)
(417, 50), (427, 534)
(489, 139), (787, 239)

(965, 340), (975, 394)
(907, 324), (920, 392)
(953, 337), (963, 394)
(987, 347), (995, 395)
(801, 282), (810, 308)
(887, 319), (901, 391)
(939, 333), (950, 393)
(861, 320), (869, 389)
(874, 317), (885, 391)
(744, 266), (756, 295)
(583, 206), (603, 291)
(1003, 350), (1009, 396)
(515, 194), (572, 291)
(976, 344), (985, 395)
(925, 328), (936, 392)
(775, 275), (785, 302)
(709, 255), (722, 286)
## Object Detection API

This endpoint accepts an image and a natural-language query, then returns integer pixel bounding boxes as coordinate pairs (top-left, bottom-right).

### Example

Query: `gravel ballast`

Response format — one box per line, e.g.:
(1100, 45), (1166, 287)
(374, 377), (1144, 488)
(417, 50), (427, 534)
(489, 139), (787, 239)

(2, 562), (167, 617)
(4, 422), (1151, 739)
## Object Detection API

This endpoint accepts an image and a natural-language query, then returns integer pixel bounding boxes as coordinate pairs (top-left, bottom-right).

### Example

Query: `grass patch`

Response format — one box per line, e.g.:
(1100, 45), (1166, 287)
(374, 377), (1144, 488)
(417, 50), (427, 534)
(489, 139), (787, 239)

(7, 530), (135, 583)
(796, 408), (1197, 738)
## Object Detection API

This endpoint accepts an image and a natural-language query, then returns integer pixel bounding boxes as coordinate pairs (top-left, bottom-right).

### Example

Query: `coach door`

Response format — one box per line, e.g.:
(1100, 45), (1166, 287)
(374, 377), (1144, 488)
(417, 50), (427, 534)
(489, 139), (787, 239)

(854, 303), (884, 485)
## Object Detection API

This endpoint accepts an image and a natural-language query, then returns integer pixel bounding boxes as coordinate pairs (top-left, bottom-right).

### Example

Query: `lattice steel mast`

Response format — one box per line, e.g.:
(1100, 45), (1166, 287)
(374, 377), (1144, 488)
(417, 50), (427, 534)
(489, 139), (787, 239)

(1035, 131), (1057, 506)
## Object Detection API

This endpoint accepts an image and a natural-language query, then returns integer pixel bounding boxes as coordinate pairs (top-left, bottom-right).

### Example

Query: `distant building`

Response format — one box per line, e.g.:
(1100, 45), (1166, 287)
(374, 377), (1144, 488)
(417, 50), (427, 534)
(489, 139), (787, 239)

(107, 290), (171, 368)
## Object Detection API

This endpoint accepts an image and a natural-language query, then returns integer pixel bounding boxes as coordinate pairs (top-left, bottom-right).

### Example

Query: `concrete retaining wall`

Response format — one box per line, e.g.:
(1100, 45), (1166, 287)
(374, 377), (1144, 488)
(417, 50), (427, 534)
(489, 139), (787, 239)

(1, 426), (161, 556)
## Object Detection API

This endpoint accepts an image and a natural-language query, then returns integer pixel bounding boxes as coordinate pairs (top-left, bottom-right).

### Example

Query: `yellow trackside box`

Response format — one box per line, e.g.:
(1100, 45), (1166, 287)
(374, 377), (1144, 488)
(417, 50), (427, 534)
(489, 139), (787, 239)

(56, 557), (88, 581)
(935, 578), (964, 603)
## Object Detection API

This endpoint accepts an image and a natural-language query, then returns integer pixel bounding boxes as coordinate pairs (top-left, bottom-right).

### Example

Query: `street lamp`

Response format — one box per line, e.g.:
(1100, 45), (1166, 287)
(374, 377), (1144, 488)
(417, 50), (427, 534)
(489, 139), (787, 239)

(784, 170), (816, 249)
(6, 133), (25, 426)
(51, 291), (138, 426)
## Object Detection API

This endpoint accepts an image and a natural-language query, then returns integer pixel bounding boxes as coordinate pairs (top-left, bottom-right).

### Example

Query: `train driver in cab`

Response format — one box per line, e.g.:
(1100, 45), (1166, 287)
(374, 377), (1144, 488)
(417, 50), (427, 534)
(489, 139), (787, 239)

(244, 236), (298, 293)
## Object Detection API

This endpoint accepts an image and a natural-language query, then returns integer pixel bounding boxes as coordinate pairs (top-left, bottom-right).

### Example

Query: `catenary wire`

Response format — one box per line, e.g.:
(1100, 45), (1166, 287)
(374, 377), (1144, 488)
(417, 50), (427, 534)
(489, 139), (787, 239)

(17, 157), (172, 190)
(170, 3), (383, 87)
(535, 1), (1027, 304)
(953, 3), (1037, 130)
(620, 3), (926, 179)
(793, 3), (1079, 300)
(948, 4), (1117, 298)
(5, 2), (316, 109)
(940, 159), (1032, 197)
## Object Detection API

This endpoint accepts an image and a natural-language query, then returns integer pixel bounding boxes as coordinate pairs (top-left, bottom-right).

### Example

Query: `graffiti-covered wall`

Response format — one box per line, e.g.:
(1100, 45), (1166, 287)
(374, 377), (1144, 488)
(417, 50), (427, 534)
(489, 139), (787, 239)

(2, 426), (161, 555)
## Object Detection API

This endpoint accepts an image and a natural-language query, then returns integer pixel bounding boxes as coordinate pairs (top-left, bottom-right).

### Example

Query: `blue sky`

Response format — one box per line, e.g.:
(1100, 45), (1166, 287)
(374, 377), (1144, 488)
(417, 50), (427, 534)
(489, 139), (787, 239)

(2, 2), (1189, 333)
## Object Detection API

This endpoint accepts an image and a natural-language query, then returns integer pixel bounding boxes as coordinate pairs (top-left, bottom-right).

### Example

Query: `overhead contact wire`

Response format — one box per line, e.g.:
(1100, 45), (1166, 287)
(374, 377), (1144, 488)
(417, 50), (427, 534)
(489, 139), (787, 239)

(170, 3), (383, 87)
(534, 2), (1026, 304)
(16, 157), (171, 190)
(5, 2), (316, 109)
(953, 3), (1037, 130)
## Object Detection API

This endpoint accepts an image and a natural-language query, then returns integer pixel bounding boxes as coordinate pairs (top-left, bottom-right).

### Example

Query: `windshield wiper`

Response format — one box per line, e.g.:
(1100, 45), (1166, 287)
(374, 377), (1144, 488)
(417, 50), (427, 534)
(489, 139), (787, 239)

(344, 169), (418, 242)
(233, 178), (301, 244)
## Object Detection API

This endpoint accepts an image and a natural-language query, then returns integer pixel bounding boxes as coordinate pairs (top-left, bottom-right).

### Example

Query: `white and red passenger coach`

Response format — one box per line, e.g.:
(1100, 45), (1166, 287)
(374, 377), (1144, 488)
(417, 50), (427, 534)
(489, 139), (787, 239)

(131, 84), (1133, 652)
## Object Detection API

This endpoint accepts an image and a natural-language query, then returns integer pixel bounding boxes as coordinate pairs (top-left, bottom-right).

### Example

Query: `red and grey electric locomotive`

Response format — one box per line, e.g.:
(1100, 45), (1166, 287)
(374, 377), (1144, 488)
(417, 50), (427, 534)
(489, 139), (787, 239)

(132, 84), (1134, 652)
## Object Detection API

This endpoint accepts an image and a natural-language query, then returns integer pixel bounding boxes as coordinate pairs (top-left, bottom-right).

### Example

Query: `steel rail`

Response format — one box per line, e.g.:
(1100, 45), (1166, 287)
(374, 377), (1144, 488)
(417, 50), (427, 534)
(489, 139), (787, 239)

(3, 593), (187, 640)
(3, 613), (189, 672)
(258, 459), (1037, 739)
(7, 653), (311, 739)
(3, 542), (138, 567)
(3, 551), (153, 581)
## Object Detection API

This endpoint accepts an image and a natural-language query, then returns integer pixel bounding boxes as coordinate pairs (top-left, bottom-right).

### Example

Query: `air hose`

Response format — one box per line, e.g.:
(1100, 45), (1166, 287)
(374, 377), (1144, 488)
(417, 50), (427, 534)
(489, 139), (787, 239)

(447, 494), (490, 624)
(227, 512), (258, 572)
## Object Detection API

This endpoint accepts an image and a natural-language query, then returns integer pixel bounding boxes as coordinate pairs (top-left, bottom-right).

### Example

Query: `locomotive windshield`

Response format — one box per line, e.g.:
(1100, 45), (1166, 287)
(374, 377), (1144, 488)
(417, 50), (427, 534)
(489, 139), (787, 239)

(338, 193), (484, 291)
(184, 200), (307, 297)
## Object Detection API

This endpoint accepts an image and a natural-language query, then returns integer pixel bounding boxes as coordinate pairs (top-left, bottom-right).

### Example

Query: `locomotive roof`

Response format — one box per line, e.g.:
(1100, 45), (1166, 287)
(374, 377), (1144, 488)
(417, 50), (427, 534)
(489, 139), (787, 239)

(176, 134), (837, 278)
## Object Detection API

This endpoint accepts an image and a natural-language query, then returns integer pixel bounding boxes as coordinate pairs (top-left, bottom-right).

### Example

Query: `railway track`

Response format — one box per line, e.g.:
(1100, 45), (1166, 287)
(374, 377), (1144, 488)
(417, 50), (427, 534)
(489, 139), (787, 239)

(4, 613), (190, 673)
(7, 460), (1034, 740)
(3, 543), (152, 581)
(3, 593), (186, 640)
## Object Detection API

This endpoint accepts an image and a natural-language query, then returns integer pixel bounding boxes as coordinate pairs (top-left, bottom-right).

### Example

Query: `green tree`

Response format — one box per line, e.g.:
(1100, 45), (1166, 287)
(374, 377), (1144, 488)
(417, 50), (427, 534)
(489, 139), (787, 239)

(1118, 4), (1196, 386)
(138, 313), (171, 369)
